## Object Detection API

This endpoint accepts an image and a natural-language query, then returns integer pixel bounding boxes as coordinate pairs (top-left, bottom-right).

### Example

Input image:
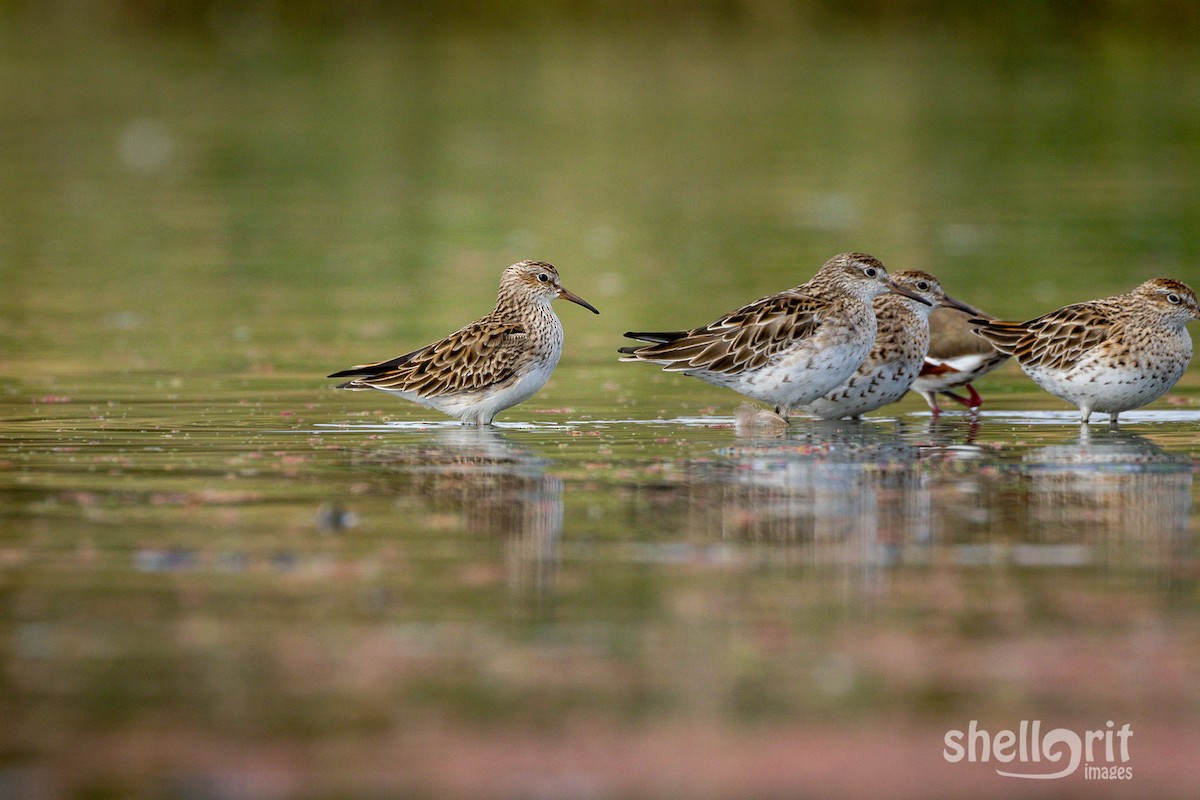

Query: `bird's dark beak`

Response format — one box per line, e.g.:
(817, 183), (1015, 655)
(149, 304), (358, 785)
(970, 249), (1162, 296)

(559, 286), (600, 314)
(940, 293), (984, 316)
(887, 280), (932, 306)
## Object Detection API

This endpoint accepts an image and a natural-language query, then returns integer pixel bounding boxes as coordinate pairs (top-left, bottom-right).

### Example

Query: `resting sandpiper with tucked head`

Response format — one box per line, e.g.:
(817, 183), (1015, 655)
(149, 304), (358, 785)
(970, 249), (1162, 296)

(910, 305), (1010, 414)
(800, 270), (980, 420)
(329, 260), (598, 425)
(618, 252), (930, 421)
(971, 278), (1200, 424)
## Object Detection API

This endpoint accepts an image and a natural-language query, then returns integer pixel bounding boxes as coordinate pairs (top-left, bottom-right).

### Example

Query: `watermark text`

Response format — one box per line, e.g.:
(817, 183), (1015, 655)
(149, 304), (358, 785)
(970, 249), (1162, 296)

(944, 720), (1132, 780)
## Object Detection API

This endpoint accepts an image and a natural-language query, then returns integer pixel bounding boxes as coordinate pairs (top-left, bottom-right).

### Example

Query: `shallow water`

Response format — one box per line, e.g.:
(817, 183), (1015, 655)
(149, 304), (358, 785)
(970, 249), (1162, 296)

(3, 11), (1200, 799)
(4, 371), (1200, 795)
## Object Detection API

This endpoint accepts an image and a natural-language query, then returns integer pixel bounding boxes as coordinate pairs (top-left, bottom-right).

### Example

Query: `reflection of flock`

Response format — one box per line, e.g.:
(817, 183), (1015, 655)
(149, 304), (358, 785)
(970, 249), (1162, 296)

(333, 421), (1191, 610)
(132, 420), (1191, 606)
(685, 421), (1192, 576)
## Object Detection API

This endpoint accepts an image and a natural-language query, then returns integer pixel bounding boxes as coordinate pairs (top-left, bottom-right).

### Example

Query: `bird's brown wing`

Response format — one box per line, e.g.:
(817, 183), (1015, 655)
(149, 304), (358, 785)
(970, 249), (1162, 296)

(973, 302), (1115, 371)
(329, 320), (527, 397)
(620, 291), (826, 375)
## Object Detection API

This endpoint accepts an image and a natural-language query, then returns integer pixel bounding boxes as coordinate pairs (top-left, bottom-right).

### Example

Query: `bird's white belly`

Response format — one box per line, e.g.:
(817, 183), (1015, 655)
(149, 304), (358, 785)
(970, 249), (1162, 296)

(716, 337), (873, 410)
(804, 358), (923, 419)
(1024, 349), (1190, 414)
(443, 356), (559, 424)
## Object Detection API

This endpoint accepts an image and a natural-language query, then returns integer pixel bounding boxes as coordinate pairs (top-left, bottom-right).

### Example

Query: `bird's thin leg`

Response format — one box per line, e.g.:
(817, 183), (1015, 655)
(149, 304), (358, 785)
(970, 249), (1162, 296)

(921, 392), (942, 416)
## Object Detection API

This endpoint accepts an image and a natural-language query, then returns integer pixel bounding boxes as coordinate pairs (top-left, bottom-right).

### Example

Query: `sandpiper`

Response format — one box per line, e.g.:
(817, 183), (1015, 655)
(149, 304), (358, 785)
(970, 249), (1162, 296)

(329, 261), (599, 425)
(618, 252), (930, 420)
(910, 306), (1010, 414)
(971, 278), (1200, 424)
(801, 270), (980, 420)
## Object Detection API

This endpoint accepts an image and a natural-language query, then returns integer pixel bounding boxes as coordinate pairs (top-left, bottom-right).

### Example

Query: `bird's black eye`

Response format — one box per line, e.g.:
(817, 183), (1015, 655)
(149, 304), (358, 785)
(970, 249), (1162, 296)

(917, 281), (930, 291)
(864, 267), (878, 278)
(1167, 293), (1181, 304)
(537, 273), (550, 283)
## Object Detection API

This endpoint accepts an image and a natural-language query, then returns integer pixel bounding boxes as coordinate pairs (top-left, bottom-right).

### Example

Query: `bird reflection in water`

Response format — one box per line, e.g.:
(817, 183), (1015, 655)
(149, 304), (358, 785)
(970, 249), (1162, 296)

(687, 420), (936, 597)
(358, 427), (562, 609)
(677, 416), (1193, 588)
(1019, 427), (1192, 571)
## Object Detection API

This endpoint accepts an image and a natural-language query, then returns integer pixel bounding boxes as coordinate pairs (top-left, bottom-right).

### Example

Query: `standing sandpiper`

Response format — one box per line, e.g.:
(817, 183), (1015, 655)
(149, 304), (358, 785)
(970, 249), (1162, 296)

(618, 252), (930, 421)
(971, 278), (1200, 424)
(329, 261), (599, 425)
(800, 270), (980, 420)
(910, 306), (1010, 414)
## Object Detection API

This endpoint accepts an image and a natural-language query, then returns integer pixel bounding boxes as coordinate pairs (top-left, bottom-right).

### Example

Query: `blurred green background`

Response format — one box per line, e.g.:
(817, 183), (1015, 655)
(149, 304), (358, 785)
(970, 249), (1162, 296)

(3, 0), (1199, 384)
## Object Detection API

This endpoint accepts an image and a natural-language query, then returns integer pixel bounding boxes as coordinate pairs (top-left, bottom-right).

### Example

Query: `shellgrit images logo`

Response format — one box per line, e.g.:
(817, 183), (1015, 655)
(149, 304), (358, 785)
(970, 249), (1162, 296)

(944, 720), (1133, 780)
